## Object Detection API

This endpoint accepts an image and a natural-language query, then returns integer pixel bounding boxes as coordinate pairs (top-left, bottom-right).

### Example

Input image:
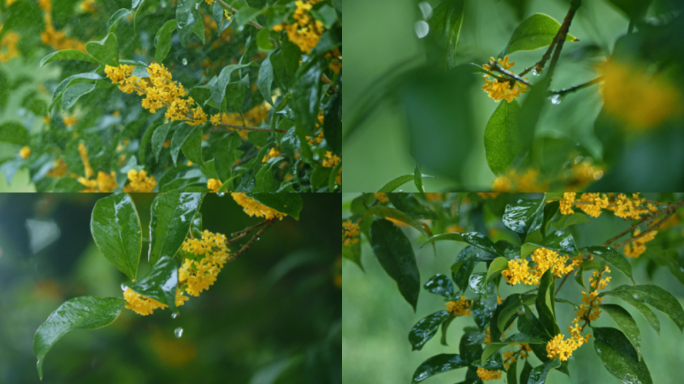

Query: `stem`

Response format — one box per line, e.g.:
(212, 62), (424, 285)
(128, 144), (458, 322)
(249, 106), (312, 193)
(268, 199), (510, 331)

(555, 255), (590, 296)
(233, 219), (276, 257)
(604, 199), (684, 247)
(227, 219), (271, 244)
(519, 39), (557, 77)
(547, 1), (581, 76)
(487, 61), (533, 87)
(322, 74), (338, 93)
(548, 76), (602, 96)
(614, 211), (675, 249)
(217, 0), (264, 30)
(212, 124), (287, 133)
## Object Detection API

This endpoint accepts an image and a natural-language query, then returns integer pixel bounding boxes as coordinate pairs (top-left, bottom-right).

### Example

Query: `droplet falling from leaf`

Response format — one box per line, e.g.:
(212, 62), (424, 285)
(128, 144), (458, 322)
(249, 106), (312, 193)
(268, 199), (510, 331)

(414, 21), (429, 39)
(174, 327), (183, 338)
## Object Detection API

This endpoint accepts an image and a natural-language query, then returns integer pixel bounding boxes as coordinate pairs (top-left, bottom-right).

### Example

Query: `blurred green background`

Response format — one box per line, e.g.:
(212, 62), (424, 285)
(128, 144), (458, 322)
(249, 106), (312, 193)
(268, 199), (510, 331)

(0, 193), (341, 384)
(342, 193), (684, 384)
(343, 0), (663, 191)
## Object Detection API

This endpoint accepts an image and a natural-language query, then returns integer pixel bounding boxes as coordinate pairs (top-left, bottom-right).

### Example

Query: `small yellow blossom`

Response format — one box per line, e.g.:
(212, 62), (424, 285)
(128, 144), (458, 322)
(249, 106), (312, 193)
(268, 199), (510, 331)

(481, 56), (529, 102)
(492, 169), (547, 192)
(207, 178), (222, 193)
(123, 287), (167, 316)
(179, 230), (232, 297)
(63, 116), (78, 127)
(477, 367), (502, 381)
(560, 192), (576, 215)
(446, 296), (472, 317)
(374, 192), (389, 203)
(446, 225), (466, 233)
(122, 169), (157, 192)
(624, 229), (657, 258)
(46, 158), (68, 177)
(262, 147), (281, 162)
(231, 193), (286, 220)
(343, 220), (360, 247)
(19, 146), (31, 159)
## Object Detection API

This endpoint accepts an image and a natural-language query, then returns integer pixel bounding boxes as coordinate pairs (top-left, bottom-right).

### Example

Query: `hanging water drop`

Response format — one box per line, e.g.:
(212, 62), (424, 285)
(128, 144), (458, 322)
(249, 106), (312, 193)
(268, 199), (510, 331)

(418, 2), (433, 20)
(549, 94), (563, 105)
(414, 21), (429, 39)
(531, 67), (540, 76)
(174, 327), (183, 338)
(182, 58), (188, 66)
(121, 283), (126, 291)
(171, 313), (178, 319)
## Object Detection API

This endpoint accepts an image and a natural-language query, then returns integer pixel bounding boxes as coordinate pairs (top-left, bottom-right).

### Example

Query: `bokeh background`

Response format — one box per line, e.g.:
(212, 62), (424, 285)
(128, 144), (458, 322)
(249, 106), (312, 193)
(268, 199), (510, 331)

(342, 193), (684, 384)
(343, 0), (684, 191)
(0, 193), (341, 384)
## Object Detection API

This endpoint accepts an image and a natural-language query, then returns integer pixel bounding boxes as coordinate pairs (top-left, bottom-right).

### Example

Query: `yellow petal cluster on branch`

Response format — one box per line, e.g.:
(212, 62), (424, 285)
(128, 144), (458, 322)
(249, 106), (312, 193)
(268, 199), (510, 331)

(179, 230), (233, 296)
(262, 147), (281, 162)
(476, 367), (502, 381)
(231, 193), (286, 220)
(374, 193), (389, 203)
(342, 220), (360, 247)
(624, 229), (657, 258)
(46, 158), (68, 177)
(19, 146), (31, 159)
(492, 169), (548, 192)
(559, 193), (652, 219)
(122, 169), (157, 192)
(273, 0), (326, 54)
(446, 296), (472, 317)
(546, 331), (589, 361)
(502, 248), (578, 286)
(123, 287), (188, 315)
(322, 151), (342, 184)
(40, 0), (86, 52)
(207, 178), (222, 193)
(210, 103), (270, 140)
(482, 56), (529, 102)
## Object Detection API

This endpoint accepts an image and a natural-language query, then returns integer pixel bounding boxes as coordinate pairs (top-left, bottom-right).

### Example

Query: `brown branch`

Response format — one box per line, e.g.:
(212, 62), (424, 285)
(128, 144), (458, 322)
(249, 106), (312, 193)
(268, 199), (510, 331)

(549, 76), (602, 96)
(555, 255), (591, 296)
(487, 61), (533, 87)
(519, 37), (557, 77)
(227, 219), (271, 244)
(614, 211), (675, 249)
(233, 219), (275, 258)
(217, 0), (263, 30)
(603, 199), (684, 247)
(547, 2), (581, 75)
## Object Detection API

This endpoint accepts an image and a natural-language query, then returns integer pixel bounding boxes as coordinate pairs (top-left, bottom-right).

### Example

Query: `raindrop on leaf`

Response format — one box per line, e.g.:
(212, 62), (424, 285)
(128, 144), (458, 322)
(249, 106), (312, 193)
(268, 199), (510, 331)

(182, 58), (188, 66)
(549, 94), (563, 105)
(414, 21), (429, 39)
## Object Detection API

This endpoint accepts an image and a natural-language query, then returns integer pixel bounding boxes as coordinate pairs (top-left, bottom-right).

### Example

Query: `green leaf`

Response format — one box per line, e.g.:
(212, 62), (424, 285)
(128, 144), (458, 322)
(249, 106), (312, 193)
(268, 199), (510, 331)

(378, 174), (414, 192)
(292, 61), (323, 135)
(540, 201), (559, 238)
(244, 193), (303, 220)
(62, 82), (96, 110)
(601, 289), (661, 335)
(486, 256), (509, 285)
(310, 5), (338, 29)
(90, 194), (142, 281)
(257, 53), (275, 106)
(414, 165), (424, 193)
(370, 218), (421, 311)
(364, 206), (427, 236)
(212, 63), (257, 108)
(603, 285), (684, 332)
(520, 360), (533, 384)
(0, 121), (29, 145)
(342, 237), (363, 270)
(606, 0), (652, 21)
(527, 358), (562, 384)
(582, 246), (633, 282)
(481, 333), (548, 364)
(412, 354), (468, 383)
(536, 269), (559, 335)
(128, 256), (179, 313)
(424, 232), (502, 256)
(460, 331), (485, 363)
(40, 49), (99, 67)
(85, 33), (119, 66)
(155, 19), (177, 63)
(593, 327), (653, 384)
(323, 90), (342, 156)
(518, 73), (551, 154)
(468, 272), (487, 295)
(409, 310), (451, 351)
(149, 192), (203, 265)
(507, 360), (518, 384)
(600, 304), (641, 356)
(506, 13), (577, 55)
(484, 100), (522, 175)
(428, 0), (466, 69)
(387, 193), (435, 219)
(215, 132), (241, 183)
(34, 296), (125, 380)
(176, 0), (202, 46)
(181, 126), (203, 165)
(151, 122), (172, 161)
(497, 294), (536, 334)
(502, 197), (545, 242)
(440, 316), (455, 346)
(193, 14), (206, 44)
(170, 123), (196, 166)
(257, 28), (275, 51)
(235, 4), (263, 26)
(521, 230), (578, 257)
(108, 8), (130, 34)
(424, 274), (454, 297)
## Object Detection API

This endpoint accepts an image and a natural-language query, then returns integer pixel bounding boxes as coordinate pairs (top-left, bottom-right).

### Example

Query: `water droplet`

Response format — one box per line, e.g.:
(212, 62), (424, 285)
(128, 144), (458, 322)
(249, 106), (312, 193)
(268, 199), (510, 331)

(256, 237), (260, 241)
(174, 327), (183, 338)
(531, 68), (540, 76)
(414, 21), (429, 39)
(121, 284), (127, 291)
(182, 58), (188, 66)
(549, 94), (563, 105)
(171, 313), (178, 319)
(418, 2), (433, 20)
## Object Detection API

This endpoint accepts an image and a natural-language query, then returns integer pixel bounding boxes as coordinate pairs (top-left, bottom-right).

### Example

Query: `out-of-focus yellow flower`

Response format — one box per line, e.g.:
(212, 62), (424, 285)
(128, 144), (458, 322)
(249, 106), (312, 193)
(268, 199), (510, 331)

(207, 178), (222, 192)
(122, 169), (157, 192)
(19, 146), (31, 159)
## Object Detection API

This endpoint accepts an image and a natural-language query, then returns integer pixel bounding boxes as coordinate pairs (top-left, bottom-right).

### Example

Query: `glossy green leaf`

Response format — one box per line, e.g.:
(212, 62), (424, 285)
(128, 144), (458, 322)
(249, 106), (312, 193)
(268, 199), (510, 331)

(600, 304), (641, 356)
(502, 197), (545, 242)
(412, 354), (468, 383)
(235, 4), (263, 26)
(497, 294), (536, 334)
(593, 327), (653, 384)
(215, 132), (241, 183)
(155, 19), (177, 63)
(370, 218), (420, 311)
(0, 121), (29, 145)
(468, 272), (487, 295)
(521, 230), (578, 257)
(414, 164), (424, 193)
(90, 194), (142, 281)
(424, 274), (454, 297)
(424, 232), (501, 256)
(128, 256), (179, 313)
(428, 0), (466, 69)
(453, 261), (476, 293)
(527, 358), (562, 384)
(34, 296), (125, 380)
(536, 270), (559, 335)
(540, 201), (559, 238)
(481, 333), (548, 364)
(440, 316), (455, 346)
(387, 193), (435, 219)
(603, 285), (684, 331)
(257, 53), (275, 106)
(506, 13), (577, 54)
(292, 61), (323, 135)
(518, 73), (551, 154)
(85, 33), (119, 66)
(176, 0), (202, 46)
(257, 28), (275, 51)
(378, 174), (414, 192)
(450, 246), (498, 289)
(181, 126), (203, 165)
(582, 246), (633, 281)
(40, 49), (99, 67)
(149, 192), (203, 265)
(151, 122), (172, 161)
(170, 123), (196, 166)
(212, 63), (257, 107)
(342, 237), (363, 271)
(520, 360), (533, 384)
(193, 14), (206, 44)
(364, 206), (427, 236)
(484, 100), (521, 175)
(409, 310), (451, 351)
(601, 289), (661, 335)
(62, 82), (96, 110)
(507, 360), (518, 384)
(244, 193), (303, 220)
(323, 90), (342, 156)
(486, 256), (509, 285)
(460, 331), (485, 363)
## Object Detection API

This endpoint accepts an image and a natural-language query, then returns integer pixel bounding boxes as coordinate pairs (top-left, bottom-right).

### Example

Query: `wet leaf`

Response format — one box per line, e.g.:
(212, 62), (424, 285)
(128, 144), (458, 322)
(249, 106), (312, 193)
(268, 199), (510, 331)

(425, 232), (501, 256)
(502, 197), (545, 242)
(521, 230), (578, 257)
(149, 192), (203, 265)
(85, 33), (119, 66)
(424, 274), (455, 297)
(40, 49), (99, 67)
(409, 310), (451, 351)
(151, 122), (173, 161)
(602, 285), (684, 332)
(245, 193), (303, 219)
(484, 100), (522, 175)
(176, 0), (202, 46)
(155, 19), (177, 63)
(377, 174), (414, 192)
(600, 303), (641, 356)
(62, 83), (96, 110)
(593, 327), (653, 384)
(365, 206), (427, 235)
(536, 270), (559, 335)
(412, 354), (468, 383)
(486, 256), (509, 285)
(582, 246), (634, 281)
(129, 256), (179, 313)
(527, 358), (561, 384)
(428, 0), (466, 69)
(506, 13), (577, 54)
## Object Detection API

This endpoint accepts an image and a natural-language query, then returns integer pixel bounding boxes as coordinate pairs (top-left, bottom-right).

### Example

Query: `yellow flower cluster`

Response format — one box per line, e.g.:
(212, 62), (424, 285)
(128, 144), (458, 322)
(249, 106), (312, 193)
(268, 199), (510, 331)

(179, 230), (232, 296)
(576, 266), (611, 322)
(122, 169), (157, 192)
(207, 178), (222, 193)
(560, 193), (652, 219)
(445, 296), (472, 317)
(492, 169), (548, 192)
(19, 146), (30, 159)
(502, 248), (580, 286)
(80, 0), (96, 12)
(624, 229), (658, 258)
(476, 367), (502, 381)
(231, 193), (286, 220)
(322, 151), (342, 184)
(273, 1), (325, 54)
(446, 225), (466, 233)
(104, 63), (207, 126)
(342, 220), (360, 247)
(560, 192), (576, 215)
(63, 115), (78, 127)
(546, 329), (590, 361)
(482, 56), (529, 102)
(567, 161), (604, 189)
(262, 147), (281, 162)
(374, 193), (389, 203)
(79, 171), (118, 192)
(0, 28), (20, 63)
(502, 343), (532, 369)
(46, 158), (68, 177)
(210, 103), (270, 140)
(39, 0), (86, 51)
(123, 287), (188, 316)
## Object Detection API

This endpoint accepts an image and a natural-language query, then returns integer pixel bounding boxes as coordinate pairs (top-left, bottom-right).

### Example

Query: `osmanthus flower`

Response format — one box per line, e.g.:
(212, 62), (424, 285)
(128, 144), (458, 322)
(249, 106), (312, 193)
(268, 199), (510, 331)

(46, 158), (67, 177)
(481, 56), (529, 102)
(476, 367), (502, 381)
(624, 229), (658, 258)
(272, 0), (326, 54)
(19, 146), (31, 159)
(322, 151), (342, 184)
(122, 169), (157, 192)
(231, 193), (287, 220)
(123, 287), (188, 316)
(502, 248), (580, 286)
(374, 193), (389, 203)
(0, 27), (20, 63)
(559, 192), (654, 219)
(262, 147), (281, 163)
(446, 296), (472, 317)
(210, 103), (271, 140)
(178, 230), (232, 297)
(39, 0), (86, 51)
(207, 178), (222, 193)
(342, 221), (360, 247)
(63, 115), (77, 127)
